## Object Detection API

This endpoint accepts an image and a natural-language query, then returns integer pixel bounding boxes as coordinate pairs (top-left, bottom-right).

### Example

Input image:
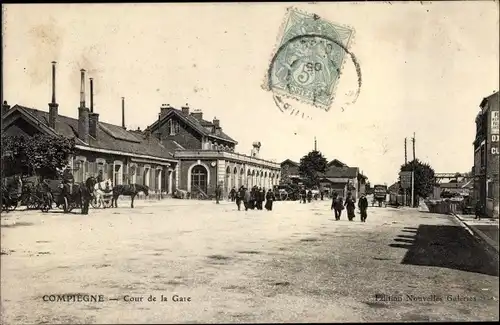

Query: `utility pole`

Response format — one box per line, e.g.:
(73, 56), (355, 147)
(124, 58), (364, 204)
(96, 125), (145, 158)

(404, 138), (408, 164)
(314, 137), (317, 151)
(412, 132), (416, 161)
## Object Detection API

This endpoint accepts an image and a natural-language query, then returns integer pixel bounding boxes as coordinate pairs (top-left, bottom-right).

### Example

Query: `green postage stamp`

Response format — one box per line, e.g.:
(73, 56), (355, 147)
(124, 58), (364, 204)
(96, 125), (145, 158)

(264, 8), (356, 112)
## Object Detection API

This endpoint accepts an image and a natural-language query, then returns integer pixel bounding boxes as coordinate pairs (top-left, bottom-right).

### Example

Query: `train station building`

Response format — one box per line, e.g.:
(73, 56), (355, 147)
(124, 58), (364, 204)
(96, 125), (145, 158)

(1, 62), (281, 199)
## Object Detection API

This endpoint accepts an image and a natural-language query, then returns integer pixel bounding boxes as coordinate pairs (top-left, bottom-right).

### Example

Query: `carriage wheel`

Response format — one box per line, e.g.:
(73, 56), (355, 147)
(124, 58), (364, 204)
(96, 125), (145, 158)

(27, 196), (39, 210)
(62, 197), (69, 213)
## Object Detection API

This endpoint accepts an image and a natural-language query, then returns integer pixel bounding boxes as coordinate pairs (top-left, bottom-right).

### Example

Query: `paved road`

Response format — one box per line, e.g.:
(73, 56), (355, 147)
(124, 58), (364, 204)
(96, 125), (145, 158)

(1, 199), (498, 323)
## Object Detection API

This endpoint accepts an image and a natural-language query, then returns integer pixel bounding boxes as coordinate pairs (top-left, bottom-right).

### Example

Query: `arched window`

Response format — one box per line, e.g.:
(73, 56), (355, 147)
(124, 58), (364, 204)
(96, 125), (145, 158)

(232, 167), (238, 189)
(240, 168), (244, 188)
(225, 166), (231, 194)
(191, 165), (208, 194)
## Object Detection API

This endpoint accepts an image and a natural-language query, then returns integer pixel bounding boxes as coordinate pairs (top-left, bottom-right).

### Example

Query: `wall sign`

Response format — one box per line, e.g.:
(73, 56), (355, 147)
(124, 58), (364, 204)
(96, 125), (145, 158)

(492, 111), (499, 134)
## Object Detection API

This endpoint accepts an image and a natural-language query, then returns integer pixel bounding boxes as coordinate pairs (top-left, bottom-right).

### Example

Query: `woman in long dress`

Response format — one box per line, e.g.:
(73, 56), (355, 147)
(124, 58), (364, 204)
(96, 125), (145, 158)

(265, 189), (275, 211)
(344, 192), (356, 221)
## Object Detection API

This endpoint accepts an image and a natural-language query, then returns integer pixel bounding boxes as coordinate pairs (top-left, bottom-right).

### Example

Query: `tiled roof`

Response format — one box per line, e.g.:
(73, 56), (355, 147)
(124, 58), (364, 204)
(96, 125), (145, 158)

(281, 159), (299, 166)
(150, 107), (237, 144)
(7, 105), (178, 160)
(327, 159), (348, 167)
(322, 167), (359, 178)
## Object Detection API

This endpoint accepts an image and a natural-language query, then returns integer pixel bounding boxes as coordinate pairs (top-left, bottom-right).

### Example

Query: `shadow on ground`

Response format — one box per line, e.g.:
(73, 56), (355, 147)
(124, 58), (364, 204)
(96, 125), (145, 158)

(390, 225), (499, 276)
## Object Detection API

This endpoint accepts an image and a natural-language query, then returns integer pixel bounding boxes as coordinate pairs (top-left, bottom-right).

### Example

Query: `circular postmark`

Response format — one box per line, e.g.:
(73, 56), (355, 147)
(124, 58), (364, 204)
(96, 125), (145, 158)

(265, 33), (362, 119)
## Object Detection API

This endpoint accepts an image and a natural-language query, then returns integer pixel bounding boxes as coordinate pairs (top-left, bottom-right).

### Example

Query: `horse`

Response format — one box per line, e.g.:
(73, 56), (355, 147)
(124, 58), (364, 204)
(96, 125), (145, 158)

(111, 183), (149, 208)
(93, 179), (113, 208)
(44, 176), (96, 214)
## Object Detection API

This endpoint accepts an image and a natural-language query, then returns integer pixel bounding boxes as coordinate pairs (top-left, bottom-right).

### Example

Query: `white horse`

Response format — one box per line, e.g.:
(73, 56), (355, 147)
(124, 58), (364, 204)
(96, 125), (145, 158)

(92, 179), (113, 208)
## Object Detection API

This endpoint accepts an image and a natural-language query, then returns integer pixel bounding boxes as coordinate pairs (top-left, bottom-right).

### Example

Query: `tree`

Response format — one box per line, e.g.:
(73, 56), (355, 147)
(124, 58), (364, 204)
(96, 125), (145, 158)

(298, 150), (328, 188)
(1, 134), (76, 179)
(400, 159), (435, 205)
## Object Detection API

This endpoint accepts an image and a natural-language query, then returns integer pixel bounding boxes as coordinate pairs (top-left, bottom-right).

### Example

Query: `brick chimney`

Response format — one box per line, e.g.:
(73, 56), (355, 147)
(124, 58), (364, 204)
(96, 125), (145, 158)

(213, 116), (222, 135)
(213, 117), (220, 128)
(160, 103), (170, 118)
(78, 69), (90, 143)
(48, 61), (59, 130)
(88, 78), (99, 139)
(191, 108), (203, 121)
(2, 100), (11, 117)
(181, 103), (190, 115)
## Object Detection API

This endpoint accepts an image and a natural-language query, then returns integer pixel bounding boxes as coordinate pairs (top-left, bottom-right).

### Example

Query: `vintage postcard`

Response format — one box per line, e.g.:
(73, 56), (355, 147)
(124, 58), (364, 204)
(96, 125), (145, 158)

(1, 2), (499, 324)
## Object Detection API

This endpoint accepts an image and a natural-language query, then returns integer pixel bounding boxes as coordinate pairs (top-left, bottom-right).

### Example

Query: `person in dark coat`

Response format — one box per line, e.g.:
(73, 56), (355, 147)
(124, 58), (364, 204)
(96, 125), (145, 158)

(249, 186), (256, 210)
(229, 187), (236, 202)
(265, 189), (275, 211)
(331, 192), (343, 220)
(236, 186), (244, 211)
(258, 187), (265, 210)
(215, 185), (222, 204)
(344, 191), (356, 221)
(244, 187), (251, 211)
(358, 193), (369, 222)
(474, 200), (483, 220)
(97, 170), (104, 183)
(62, 166), (74, 195)
(320, 191), (324, 200)
(307, 190), (313, 203)
(300, 187), (307, 204)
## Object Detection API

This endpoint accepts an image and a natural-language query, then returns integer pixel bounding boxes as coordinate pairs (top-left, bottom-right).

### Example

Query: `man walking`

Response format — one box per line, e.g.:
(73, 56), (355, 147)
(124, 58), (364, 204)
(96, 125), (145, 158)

(215, 184), (222, 204)
(236, 186), (245, 211)
(474, 200), (483, 220)
(229, 187), (236, 202)
(331, 192), (343, 221)
(358, 193), (369, 222)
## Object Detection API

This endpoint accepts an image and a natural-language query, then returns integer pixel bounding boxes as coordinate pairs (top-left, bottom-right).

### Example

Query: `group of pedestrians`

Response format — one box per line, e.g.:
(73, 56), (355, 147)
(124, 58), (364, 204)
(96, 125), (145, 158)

(228, 186), (276, 211)
(331, 191), (369, 222)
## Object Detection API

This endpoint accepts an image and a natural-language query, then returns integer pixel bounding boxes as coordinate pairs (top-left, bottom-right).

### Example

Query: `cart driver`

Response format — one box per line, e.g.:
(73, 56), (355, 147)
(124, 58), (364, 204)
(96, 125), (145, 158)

(97, 170), (104, 183)
(62, 166), (74, 195)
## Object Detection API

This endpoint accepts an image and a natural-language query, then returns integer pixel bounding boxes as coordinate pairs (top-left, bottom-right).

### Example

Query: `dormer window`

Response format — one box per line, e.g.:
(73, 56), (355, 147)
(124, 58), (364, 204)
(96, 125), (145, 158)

(167, 119), (180, 136)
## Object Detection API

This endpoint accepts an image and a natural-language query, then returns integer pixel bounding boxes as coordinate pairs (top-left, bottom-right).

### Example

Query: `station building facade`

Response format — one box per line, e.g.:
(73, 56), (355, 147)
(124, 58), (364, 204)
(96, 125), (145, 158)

(147, 104), (281, 198)
(2, 62), (281, 199)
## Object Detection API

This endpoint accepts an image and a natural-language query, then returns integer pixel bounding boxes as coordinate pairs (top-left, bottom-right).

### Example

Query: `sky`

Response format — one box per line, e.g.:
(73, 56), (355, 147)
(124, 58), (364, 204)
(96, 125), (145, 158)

(2, 2), (499, 185)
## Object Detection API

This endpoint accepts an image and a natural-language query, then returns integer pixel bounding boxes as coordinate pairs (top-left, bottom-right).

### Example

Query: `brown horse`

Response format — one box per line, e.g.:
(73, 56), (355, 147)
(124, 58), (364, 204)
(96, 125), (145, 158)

(111, 183), (149, 208)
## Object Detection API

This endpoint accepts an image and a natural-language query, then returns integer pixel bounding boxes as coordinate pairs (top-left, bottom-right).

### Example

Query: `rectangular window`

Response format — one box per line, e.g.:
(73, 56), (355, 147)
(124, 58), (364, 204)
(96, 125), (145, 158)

(480, 144), (485, 168)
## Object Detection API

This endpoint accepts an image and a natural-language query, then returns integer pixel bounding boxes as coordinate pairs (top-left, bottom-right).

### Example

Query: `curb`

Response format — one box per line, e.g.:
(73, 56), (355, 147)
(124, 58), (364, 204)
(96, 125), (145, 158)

(451, 213), (499, 255)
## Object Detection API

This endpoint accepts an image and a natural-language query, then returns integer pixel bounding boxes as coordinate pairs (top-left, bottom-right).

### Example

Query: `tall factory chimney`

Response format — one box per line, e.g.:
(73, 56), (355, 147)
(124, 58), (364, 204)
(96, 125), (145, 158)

(78, 69), (90, 143)
(48, 61), (59, 130)
(122, 97), (126, 129)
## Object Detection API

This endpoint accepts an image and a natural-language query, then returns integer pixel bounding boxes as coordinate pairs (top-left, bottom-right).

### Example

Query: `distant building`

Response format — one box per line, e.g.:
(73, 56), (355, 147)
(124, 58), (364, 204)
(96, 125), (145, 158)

(279, 158), (368, 199)
(433, 180), (474, 199)
(280, 159), (301, 185)
(473, 91), (499, 218)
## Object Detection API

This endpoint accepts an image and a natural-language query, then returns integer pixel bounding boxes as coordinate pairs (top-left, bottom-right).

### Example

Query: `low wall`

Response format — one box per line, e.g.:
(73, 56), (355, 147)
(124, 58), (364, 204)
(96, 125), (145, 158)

(425, 199), (464, 215)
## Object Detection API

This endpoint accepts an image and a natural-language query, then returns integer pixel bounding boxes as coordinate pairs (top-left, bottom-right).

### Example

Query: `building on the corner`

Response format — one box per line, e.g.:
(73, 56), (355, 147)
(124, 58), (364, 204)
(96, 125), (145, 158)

(319, 160), (367, 200)
(280, 159), (301, 185)
(147, 104), (281, 198)
(1, 66), (178, 197)
(473, 91), (499, 218)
